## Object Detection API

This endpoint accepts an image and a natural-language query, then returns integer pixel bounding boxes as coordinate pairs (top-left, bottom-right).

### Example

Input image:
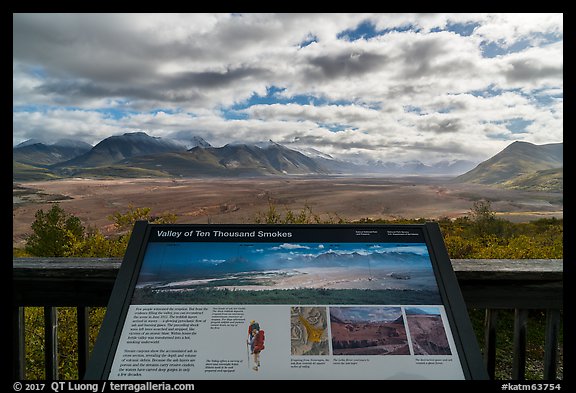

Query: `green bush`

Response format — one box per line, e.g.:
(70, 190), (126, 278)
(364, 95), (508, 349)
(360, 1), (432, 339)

(19, 203), (177, 379)
(25, 204), (85, 257)
(23, 307), (106, 379)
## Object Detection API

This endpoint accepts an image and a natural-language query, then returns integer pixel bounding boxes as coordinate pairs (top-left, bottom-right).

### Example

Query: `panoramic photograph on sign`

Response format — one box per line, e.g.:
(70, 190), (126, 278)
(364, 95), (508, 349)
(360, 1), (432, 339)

(86, 223), (486, 380)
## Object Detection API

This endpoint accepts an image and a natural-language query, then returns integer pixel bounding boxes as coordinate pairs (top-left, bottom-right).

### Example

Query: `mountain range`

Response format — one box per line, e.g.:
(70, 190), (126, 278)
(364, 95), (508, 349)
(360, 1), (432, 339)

(12, 132), (563, 191)
(144, 249), (429, 280)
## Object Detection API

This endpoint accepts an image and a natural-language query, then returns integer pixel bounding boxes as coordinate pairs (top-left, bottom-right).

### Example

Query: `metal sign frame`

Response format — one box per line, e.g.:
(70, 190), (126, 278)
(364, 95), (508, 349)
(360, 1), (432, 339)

(85, 221), (487, 380)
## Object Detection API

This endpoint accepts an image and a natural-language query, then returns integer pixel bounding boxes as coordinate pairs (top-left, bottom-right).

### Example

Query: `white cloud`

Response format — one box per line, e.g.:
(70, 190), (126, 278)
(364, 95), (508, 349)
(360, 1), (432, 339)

(271, 243), (311, 250)
(494, 41), (563, 89)
(472, 13), (563, 45)
(12, 13), (562, 163)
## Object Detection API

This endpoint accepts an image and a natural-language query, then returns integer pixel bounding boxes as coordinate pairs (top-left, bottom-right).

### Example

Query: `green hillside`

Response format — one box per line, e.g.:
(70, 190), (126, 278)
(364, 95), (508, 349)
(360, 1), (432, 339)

(56, 165), (171, 179)
(503, 167), (563, 191)
(13, 161), (61, 181)
(453, 141), (562, 190)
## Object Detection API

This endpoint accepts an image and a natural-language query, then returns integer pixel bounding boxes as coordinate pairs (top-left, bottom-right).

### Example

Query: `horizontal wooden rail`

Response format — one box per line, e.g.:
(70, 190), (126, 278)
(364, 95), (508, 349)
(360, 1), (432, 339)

(452, 259), (563, 309)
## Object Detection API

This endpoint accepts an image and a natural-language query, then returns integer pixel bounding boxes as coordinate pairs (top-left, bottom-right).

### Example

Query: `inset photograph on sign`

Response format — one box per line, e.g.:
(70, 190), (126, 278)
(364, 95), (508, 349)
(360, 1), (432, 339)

(290, 306), (330, 356)
(330, 306), (410, 355)
(405, 307), (452, 355)
(131, 242), (443, 305)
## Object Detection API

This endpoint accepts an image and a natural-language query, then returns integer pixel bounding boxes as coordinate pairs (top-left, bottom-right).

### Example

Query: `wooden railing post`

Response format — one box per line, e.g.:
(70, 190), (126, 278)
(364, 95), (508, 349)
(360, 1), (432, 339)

(512, 308), (528, 380)
(44, 307), (59, 380)
(77, 307), (90, 379)
(483, 308), (498, 380)
(544, 308), (560, 380)
(13, 306), (25, 379)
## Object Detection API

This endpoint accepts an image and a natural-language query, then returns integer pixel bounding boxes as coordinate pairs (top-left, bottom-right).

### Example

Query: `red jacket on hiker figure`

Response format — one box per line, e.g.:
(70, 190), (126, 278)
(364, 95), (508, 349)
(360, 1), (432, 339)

(253, 329), (265, 353)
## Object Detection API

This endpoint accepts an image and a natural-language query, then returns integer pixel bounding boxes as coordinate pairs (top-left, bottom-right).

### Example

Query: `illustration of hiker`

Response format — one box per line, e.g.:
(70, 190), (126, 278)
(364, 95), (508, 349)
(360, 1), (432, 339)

(247, 320), (260, 354)
(246, 320), (265, 371)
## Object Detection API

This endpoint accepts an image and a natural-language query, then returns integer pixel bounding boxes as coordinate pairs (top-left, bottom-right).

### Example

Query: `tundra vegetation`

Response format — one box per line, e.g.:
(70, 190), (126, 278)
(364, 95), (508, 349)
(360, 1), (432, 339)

(15, 201), (562, 379)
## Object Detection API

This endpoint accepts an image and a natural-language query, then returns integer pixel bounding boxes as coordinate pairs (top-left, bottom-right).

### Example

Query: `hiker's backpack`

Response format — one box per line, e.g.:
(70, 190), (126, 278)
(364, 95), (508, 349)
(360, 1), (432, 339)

(254, 329), (265, 352)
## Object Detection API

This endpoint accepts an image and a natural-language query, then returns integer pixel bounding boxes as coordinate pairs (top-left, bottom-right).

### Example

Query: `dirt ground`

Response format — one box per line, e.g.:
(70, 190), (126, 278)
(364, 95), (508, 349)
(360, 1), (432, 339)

(12, 176), (563, 248)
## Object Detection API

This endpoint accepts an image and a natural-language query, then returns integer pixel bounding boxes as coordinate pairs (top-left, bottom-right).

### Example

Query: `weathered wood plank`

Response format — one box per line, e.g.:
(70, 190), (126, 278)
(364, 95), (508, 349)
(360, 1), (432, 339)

(12, 258), (122, 278)
(457, 280), (563, 309)
(456, 260), (562, 309)
(13, 258), (121, 306)
(451, 259), (563, 280)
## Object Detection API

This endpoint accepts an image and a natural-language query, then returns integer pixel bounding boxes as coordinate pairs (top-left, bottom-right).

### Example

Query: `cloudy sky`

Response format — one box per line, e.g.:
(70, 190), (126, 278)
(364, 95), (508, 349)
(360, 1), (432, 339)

(12, 13), (563, 164)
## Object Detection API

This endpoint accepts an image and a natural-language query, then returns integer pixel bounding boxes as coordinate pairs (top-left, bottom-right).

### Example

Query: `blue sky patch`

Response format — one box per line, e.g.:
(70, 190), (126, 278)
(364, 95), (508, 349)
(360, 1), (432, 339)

(337, 20), (417, 42)
(445, 22), (480, 37)
(318, 122), (348, 132)
(226, 85), (356, 117)
(299, 34), (318, 48)
(480, 32), (562, 58)
(506, 118), (533, 134)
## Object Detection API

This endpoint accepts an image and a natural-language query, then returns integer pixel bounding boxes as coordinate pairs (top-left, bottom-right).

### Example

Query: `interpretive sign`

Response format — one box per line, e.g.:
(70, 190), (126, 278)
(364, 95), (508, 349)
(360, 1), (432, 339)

(85, 222), (487, 380)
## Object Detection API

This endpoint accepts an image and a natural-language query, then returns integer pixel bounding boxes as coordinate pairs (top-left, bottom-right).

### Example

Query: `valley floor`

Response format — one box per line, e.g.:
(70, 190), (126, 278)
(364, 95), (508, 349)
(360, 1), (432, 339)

(12, 176), (563, 248)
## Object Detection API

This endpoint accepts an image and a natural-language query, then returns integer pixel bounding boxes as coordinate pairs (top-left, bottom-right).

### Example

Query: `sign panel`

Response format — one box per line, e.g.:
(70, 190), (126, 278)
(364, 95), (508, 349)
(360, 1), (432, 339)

(85, 222), (487, 380)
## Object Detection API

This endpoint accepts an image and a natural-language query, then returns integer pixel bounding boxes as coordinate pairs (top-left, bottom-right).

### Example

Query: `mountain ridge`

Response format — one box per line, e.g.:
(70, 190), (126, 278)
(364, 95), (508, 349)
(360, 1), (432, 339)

(452, 141), (563, 191)
(13, 141), (93, 167)
(51, 132), (188, 169)
(13, 133), (563, 187)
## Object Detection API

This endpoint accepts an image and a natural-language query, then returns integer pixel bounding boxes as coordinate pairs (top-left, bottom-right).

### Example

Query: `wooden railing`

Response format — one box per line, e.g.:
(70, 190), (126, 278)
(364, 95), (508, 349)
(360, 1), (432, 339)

(12, 257), (563, 380)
